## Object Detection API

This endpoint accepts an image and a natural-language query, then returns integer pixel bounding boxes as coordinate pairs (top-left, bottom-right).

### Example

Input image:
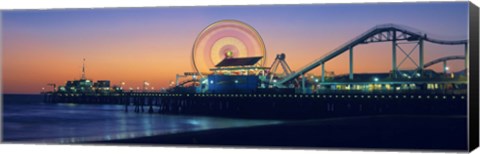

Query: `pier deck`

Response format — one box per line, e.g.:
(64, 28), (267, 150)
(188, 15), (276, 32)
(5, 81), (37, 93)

(44, 92), (467, 119)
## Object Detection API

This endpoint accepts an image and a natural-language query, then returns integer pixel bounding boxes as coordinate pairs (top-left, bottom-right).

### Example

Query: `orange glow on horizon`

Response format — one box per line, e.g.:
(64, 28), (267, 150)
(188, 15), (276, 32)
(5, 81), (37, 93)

(3, 35), (465, 94)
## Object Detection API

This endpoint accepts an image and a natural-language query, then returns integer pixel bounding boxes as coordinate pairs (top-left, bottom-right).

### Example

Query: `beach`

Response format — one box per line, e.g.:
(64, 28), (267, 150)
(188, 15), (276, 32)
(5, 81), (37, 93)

(97, 115), (467, 151)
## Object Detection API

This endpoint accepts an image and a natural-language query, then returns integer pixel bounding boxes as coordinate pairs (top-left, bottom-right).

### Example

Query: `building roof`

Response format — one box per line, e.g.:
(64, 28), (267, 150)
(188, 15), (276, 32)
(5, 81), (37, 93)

(215, 56), (263, 67)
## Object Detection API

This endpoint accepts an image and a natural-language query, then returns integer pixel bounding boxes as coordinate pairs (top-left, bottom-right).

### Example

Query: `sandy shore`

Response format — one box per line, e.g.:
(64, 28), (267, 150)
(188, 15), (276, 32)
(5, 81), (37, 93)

(93, 115), (467, 151)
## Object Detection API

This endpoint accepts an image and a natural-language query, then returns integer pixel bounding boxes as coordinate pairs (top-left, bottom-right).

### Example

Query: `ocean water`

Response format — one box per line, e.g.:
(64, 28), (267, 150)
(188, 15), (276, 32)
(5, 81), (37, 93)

(2, 94), (282, 143)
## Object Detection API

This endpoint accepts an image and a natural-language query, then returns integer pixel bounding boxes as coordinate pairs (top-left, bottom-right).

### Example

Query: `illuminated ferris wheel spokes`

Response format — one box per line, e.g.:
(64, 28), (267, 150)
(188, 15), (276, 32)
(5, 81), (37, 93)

(192, 20), (267, 75)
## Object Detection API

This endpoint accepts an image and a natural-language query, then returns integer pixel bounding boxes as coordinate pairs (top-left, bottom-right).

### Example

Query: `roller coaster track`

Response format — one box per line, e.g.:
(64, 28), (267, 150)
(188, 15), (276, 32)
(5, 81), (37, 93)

(423, 55), (465, 68)
(276, 24), (467, 86)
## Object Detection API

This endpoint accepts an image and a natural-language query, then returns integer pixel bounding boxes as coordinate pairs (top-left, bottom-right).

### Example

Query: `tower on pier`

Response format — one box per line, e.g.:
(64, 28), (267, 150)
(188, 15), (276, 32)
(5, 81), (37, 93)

(81, 58), (86, 80)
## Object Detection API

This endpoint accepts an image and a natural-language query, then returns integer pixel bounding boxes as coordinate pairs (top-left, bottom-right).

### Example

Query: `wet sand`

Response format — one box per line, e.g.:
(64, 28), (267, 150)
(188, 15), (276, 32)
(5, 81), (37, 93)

(95, 115), (467, 151)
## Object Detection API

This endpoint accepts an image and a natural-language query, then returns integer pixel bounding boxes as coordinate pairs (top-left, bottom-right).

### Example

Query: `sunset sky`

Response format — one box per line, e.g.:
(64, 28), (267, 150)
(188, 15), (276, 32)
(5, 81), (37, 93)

(2, 2), (468, 94)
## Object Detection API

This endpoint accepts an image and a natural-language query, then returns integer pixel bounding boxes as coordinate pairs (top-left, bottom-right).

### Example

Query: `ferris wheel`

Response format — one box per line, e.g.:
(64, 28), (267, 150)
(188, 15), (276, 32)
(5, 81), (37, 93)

(192, 20), (267, 76)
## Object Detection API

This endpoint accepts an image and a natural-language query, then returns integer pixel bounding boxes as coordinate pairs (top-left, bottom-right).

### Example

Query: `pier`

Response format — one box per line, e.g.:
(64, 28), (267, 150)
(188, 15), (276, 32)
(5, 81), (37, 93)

(41, 23), (469, 119)
(44, 92), (466, 119)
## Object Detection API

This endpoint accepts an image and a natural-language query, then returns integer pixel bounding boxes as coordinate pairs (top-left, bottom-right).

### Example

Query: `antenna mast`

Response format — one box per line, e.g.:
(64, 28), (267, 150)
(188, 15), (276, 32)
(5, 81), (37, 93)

(81, 58), (86, 80)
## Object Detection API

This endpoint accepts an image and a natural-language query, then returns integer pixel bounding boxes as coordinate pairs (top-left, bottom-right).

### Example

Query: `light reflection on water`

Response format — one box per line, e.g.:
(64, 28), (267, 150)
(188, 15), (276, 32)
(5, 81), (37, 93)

(3, 95), (283, 143)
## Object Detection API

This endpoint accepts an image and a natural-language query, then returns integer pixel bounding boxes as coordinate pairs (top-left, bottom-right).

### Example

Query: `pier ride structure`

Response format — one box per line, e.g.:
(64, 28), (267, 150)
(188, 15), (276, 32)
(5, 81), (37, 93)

(176, 22), (468, 94)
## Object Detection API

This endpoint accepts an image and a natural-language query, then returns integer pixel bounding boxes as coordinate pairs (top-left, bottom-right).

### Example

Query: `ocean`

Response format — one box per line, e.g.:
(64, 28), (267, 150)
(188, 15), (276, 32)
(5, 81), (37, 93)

(2, 94), (282, 143)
